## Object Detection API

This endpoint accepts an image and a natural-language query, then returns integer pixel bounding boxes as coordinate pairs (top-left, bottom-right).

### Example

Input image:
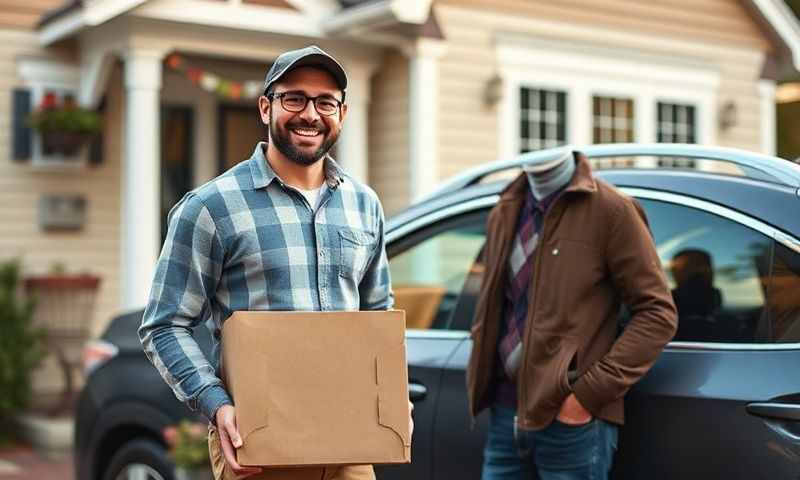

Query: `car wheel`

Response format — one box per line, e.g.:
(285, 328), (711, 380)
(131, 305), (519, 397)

(103, 438), (174, 480)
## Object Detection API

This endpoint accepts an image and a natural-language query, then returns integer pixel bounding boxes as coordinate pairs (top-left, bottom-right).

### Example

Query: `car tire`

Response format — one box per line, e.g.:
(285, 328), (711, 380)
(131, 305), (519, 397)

(102, 438), (174, 480)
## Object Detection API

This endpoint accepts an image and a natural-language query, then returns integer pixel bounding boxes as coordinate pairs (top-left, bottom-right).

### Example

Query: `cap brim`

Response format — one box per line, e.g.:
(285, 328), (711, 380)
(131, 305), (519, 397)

(267, 53), (348, 93)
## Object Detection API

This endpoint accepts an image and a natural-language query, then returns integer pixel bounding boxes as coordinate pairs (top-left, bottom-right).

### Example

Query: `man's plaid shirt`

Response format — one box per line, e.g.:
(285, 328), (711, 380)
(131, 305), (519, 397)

(138, 142), (393, 422)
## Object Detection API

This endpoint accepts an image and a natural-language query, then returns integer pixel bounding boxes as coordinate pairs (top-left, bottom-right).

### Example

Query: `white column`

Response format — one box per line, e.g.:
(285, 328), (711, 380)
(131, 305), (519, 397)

(405, 39), (447, 202)
(569, 85), (591, 147)
(336, 63), (373, 183)
(193, 88), (217, 186)
(759, 79), (777, 156)
(122, 49), (164, 310)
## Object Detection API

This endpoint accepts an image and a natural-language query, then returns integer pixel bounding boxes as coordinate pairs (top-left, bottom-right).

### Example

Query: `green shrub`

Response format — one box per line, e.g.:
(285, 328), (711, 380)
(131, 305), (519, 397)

(0, 260), (46, 444)
(27, 93), (102, 136)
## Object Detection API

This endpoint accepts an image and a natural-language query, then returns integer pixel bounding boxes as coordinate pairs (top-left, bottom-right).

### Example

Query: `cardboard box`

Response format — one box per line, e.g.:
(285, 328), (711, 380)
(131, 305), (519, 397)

(221, 310), (411, 468)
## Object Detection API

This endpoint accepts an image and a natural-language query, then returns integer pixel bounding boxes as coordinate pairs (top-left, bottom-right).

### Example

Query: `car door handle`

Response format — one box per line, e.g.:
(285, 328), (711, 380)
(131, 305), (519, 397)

(409, 382), (427, 402)
(746, 402), (800, 421)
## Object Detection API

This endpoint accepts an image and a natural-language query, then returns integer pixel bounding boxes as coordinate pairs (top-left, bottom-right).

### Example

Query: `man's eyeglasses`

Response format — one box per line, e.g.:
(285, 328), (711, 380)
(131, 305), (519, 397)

(267, 92), (343, 116)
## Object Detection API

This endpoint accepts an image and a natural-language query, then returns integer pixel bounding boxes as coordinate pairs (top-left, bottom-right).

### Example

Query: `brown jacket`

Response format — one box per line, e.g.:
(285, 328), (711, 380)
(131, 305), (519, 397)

(465, 152), (677, 430)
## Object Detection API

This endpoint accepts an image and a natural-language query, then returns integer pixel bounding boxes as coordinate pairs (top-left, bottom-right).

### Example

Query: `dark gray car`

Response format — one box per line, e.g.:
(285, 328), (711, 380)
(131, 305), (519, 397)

(76, 144), (800, 480)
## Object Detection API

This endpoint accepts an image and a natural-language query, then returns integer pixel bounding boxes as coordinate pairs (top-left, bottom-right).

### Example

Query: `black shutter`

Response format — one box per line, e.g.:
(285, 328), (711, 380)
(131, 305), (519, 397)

(12, 88), (32, 162)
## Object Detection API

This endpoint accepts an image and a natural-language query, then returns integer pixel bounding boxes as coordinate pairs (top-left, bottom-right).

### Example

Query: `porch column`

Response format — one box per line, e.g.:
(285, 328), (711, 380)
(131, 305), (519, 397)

(337, 63), (373, 183)
(404, 39), (446, 202)
(122, 49), (164, 310)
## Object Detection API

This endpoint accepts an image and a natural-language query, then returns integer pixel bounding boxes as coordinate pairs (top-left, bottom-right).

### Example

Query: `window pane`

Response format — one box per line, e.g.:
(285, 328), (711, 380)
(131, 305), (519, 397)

(656, 102), (697, 167)
(639, 199), (773, 343)
(519, 87), (567, 154)
(592, 96), (634, 145)
(389, 213), (487, 330)
(767, 243), (800, 342)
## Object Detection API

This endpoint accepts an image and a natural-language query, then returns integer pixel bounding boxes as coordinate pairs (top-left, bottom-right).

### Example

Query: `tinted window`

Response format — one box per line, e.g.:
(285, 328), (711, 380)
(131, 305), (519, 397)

(639, 199), (773, 343)
(766, 242), (800, 342)
(389, 211), (487, 330)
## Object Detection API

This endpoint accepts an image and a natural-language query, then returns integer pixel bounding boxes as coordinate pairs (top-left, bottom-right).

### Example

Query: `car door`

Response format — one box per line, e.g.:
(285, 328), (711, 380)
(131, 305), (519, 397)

(376, 207), (489, 480)
(615, 189), (800, 480)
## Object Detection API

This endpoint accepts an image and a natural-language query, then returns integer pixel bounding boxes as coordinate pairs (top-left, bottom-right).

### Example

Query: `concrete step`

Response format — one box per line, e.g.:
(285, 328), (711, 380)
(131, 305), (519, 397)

(13, 414), (73, 459)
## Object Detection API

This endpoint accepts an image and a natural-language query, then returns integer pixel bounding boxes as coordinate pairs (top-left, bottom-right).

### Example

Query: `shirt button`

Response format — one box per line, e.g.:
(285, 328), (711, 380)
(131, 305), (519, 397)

(552, 248), (559, 256)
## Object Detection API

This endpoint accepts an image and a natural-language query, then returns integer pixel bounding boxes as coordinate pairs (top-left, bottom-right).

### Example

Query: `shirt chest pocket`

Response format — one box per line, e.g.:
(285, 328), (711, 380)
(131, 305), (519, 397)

(337, 229), (375, 280)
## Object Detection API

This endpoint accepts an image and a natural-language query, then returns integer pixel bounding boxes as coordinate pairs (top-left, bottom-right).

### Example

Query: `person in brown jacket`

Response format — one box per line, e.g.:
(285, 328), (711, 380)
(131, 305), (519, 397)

(466, 149), (678, 480)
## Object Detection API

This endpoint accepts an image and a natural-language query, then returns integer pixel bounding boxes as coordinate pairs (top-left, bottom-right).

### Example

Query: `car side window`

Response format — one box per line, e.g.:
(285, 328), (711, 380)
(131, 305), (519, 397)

(638, 198), (773, 343)
(766, 242), (800, 342)
(388, 210), (488, 330)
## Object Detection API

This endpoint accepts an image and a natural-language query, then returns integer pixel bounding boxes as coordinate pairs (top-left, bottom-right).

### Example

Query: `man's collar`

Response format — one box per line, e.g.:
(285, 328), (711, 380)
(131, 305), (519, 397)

(248, 141), (345, 190)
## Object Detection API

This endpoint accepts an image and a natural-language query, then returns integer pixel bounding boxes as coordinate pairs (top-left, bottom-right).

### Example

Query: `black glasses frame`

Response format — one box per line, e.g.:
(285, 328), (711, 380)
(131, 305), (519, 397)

(267, 92), (343, 116)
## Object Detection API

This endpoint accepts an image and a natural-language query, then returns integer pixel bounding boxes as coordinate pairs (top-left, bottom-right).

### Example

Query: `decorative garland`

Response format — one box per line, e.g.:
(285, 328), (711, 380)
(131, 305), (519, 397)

(165, 54), (263, 101)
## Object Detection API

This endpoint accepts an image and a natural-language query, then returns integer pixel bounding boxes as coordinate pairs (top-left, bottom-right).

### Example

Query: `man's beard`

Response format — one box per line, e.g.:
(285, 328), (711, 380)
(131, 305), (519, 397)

(269, 112), (339, 166)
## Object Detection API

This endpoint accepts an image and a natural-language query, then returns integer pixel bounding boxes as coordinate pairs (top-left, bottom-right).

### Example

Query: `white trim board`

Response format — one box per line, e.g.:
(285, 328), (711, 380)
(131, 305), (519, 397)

(496, 36), (720, 160)
(131, 0), (323, 37)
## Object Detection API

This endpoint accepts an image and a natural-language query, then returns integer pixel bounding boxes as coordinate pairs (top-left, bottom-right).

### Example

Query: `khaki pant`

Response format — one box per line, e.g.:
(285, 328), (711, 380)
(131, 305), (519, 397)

(208, 426), (376, 480)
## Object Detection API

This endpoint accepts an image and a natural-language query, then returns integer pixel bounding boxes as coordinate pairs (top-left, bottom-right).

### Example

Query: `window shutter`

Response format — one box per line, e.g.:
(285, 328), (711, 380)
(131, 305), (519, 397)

(12, 88), (32, 162)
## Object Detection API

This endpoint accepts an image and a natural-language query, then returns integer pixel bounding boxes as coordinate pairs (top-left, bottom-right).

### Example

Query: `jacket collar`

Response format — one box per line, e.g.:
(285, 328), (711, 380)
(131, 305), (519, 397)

(498, 151), (597, 203)
(248, 141), (346, 191)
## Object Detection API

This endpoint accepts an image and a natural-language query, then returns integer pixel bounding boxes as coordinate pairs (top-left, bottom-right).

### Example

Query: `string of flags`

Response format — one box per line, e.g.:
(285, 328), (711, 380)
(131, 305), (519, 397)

(165, 54), (263, 101)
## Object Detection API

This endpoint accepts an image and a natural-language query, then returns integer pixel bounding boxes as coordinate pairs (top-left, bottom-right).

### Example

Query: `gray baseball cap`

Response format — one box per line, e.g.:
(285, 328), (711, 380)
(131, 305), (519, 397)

(263, 45), (348, 96)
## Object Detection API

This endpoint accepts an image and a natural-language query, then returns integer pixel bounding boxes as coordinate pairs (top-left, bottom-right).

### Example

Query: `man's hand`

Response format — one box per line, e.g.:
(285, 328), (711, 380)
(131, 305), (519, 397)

(408, 401), (415, 439)
(556, 393), (593, 426)
(215, 405), (263, 478)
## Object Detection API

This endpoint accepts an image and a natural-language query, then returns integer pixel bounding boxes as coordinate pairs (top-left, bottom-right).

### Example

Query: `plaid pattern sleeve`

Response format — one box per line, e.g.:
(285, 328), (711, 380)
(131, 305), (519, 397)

(138, 193), (232, 421)
(139, 142), (394, 423)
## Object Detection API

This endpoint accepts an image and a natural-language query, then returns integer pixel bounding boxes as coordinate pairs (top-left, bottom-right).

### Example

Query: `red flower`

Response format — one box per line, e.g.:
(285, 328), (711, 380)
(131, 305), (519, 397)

(40, 92), (58, 110)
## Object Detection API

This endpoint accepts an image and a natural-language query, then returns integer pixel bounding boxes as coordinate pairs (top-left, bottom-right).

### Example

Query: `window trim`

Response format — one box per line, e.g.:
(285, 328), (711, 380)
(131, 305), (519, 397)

(496, 34), (718, 159)
(391, 190), (800, 350)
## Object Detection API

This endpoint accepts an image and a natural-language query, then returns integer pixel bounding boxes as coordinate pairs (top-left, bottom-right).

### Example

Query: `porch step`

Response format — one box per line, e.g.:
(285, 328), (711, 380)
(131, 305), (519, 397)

(13, 414), (73, 459)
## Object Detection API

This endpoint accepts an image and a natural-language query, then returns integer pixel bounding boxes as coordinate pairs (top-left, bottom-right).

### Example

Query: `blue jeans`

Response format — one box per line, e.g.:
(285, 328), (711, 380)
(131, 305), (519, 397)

(481, 405), (618, 480)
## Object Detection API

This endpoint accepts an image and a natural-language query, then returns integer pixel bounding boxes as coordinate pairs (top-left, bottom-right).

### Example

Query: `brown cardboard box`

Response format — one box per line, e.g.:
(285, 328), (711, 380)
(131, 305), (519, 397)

(221, 310), (411, 468)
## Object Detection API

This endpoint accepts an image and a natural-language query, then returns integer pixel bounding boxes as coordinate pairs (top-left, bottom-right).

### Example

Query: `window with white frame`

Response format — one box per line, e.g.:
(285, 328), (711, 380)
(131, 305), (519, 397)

(497, 36), (718, 161)
(16, 59), (84, 167)
(519, 87), (566, 153)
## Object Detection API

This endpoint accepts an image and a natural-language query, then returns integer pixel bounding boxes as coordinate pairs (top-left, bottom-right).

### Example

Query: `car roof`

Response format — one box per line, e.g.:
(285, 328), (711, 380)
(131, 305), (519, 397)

(388, 168), (800, 238)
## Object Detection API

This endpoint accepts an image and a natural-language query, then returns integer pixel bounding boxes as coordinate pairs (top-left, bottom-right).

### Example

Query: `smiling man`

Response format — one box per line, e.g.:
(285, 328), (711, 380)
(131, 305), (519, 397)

(139, 46), (400, 480)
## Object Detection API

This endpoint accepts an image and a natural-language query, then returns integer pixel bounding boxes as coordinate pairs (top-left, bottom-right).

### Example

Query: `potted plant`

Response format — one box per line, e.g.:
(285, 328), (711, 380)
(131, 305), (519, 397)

(164, 420), (213, 480)
(0, 260), (46, 446)
(27, 93), (102, 157)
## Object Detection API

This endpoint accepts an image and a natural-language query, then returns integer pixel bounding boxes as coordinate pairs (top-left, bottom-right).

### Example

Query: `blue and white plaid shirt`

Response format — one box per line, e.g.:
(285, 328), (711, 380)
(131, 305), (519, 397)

(139, 142), (393, 422)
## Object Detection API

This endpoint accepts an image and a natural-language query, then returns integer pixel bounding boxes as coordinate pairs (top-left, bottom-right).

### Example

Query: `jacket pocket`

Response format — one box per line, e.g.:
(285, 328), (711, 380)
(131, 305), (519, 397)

(338, 229), (375, 280)
(524, 330), (577, 410)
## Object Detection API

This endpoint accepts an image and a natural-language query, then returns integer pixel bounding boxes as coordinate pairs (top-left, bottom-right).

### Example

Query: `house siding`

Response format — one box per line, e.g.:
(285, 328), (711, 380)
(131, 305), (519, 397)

(368, 49), (410, 216)
(0, 0), (65, 29)
(0, 29), (123, 396)
(433, 0), (773, 180)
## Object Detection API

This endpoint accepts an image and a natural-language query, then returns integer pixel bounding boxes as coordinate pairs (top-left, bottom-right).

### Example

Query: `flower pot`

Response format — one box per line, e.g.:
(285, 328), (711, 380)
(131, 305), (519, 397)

(174, 466), (214, 480)
(41, 131), (91, 156)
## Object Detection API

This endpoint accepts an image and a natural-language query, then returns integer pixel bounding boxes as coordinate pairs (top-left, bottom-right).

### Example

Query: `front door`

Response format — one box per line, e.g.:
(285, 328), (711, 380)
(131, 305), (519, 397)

(160, 105), (194, 243)
(218, 105), (264, 173)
